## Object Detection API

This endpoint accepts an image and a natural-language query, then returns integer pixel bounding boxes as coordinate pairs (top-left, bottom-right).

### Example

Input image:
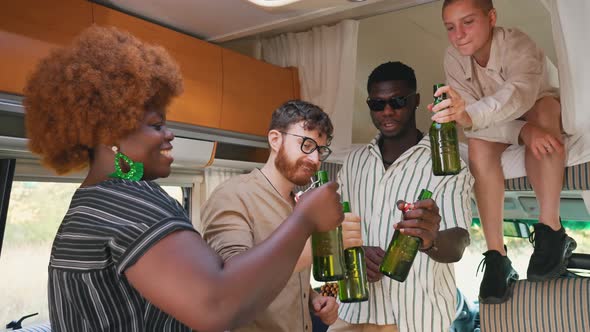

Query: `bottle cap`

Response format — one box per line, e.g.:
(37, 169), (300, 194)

(402, 202), (415, 213)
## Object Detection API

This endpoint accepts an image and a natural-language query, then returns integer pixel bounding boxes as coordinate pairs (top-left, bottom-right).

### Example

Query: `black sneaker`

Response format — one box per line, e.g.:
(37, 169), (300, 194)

(477, 249), (519, 304)
(527, 223), (577, 281)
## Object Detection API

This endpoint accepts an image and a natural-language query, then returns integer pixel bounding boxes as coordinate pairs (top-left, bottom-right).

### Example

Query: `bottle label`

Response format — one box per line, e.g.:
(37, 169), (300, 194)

(432, 126), (459, 157)
(437, 139), (458, 155)
(396, 246), (416, 262)
(313, 229), (342, 256)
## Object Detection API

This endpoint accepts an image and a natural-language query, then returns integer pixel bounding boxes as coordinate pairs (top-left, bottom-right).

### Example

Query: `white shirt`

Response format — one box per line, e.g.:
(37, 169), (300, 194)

(444, 27), (559, 145)
(337, 135), (474, 332)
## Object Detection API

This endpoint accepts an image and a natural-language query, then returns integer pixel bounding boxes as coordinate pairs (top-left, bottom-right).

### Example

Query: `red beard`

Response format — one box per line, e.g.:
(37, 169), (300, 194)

(275, 145), (318, 186)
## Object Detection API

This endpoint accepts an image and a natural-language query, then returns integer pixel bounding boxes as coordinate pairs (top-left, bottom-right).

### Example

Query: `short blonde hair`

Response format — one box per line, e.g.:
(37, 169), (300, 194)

(443, 0), (494, 13)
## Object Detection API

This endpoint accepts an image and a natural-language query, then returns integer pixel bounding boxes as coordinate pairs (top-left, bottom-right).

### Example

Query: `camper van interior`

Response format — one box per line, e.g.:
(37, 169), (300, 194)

(0, 0), (589, 331)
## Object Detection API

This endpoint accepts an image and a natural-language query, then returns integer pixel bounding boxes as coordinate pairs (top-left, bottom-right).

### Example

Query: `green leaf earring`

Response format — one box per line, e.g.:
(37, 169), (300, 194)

(108, 146), (144, 181)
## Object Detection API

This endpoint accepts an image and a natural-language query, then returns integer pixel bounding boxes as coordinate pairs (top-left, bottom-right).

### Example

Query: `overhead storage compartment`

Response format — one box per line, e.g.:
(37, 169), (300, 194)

(0, 93), (267, 171)
(0, 0), (93, 95)
(0, 0), (300, 138)
(220, 49), (299, 136)
(92, 4), (224, 130)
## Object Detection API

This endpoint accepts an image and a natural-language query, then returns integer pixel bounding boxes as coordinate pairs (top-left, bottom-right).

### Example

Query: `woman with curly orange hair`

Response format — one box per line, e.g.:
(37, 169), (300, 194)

(24, 25), (344, 332)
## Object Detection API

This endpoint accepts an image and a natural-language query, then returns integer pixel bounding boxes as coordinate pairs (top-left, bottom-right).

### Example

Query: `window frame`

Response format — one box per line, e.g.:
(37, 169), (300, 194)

(0, 158), (16, 258)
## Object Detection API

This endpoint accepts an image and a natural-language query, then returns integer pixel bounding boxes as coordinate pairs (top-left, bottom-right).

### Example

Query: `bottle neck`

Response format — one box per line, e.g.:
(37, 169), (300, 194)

(433, 92), (447, 107)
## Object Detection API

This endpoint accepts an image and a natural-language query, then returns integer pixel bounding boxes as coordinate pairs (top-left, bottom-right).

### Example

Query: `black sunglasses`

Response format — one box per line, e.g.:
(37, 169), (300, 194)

(366, 92), (416, 111)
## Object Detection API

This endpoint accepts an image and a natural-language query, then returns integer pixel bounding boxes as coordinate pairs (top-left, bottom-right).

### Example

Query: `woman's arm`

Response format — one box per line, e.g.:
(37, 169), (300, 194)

(126, 182), (343, 332)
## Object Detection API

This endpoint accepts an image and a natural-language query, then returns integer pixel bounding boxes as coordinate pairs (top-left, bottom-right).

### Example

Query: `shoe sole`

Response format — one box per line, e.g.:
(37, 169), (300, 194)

(527, 236), (577, 282)
(479, 270), (520, 304)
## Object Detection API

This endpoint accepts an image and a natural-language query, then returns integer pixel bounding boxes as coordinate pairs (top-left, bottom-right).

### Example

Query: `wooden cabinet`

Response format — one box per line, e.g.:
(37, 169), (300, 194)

(92, 5), (223, 129)
(0, 1), (300, 137)
(0, 0), (93, 94)
(220, 49), (299, 136)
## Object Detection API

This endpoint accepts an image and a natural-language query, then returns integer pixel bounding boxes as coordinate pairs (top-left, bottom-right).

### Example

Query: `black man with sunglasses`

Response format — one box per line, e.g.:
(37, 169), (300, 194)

(329, 62), (474, 332)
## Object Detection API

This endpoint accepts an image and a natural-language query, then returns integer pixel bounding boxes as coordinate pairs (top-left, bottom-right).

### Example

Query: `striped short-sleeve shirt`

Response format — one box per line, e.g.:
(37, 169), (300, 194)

(48, 179), (197, 332)
(337, 135), (474, 332)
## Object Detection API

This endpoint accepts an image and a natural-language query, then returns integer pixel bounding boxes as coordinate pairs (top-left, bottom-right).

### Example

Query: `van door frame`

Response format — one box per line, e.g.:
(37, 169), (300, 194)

(0, 158), (16, 257)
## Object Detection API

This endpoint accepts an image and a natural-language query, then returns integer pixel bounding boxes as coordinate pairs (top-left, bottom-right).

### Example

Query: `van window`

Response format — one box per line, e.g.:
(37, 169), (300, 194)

(0, 180), (187, 327)
(455, 217), (590, 302)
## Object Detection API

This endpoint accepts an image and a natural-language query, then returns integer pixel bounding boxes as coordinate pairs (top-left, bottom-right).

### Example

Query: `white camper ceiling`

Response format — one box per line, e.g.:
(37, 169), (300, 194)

(93, 0), (436, 42)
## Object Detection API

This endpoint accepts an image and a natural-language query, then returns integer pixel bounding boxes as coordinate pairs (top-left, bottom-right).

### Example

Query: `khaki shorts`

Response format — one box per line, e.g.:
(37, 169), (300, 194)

(464, 120), (525, 146)
(464, 95), (561, 146)
(327, 318), (398, 332)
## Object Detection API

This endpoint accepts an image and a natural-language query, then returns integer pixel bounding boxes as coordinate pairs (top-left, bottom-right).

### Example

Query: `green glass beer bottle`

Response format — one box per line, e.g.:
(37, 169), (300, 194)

(311, 171), (346, 281)
(430, 84), (461, 176)
(338, 202), (369, 303)
(380, 189), (433, 282)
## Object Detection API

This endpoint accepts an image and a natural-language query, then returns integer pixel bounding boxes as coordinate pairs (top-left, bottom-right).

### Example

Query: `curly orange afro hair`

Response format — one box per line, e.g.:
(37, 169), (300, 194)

(24, 25), (183, 174)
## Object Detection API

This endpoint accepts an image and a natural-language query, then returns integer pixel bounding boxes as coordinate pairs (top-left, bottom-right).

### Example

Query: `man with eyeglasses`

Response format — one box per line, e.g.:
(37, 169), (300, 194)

(328, 61), (474, 332)
(200, 100), (363, 332)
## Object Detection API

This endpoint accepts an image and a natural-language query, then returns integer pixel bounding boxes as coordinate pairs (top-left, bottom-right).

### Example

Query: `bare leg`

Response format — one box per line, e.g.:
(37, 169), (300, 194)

(468, 138), (510, 255)
(522, 97), (565, 230)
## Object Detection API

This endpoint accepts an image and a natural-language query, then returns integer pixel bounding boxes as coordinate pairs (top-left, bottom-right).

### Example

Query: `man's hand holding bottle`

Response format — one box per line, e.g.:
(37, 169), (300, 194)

(363, 197), (442, 283)
(364, 246), (386, 282)
(341, 212), (362, 249)
(394, 198), (441, 251)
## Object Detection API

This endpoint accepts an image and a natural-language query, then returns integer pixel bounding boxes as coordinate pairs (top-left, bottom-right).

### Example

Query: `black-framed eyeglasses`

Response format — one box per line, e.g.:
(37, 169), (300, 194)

(366, 92), (416, 111)
(279, 131), (332, 161)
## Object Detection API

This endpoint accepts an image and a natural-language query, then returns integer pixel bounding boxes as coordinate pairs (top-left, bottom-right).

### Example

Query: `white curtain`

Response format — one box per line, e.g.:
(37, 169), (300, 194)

(204, 167), (245, 199)
(539, 0), (590, 135)
(258, 20), (359, 162)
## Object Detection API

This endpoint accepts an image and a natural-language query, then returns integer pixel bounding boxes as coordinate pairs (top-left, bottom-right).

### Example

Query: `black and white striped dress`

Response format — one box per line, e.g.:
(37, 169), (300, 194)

(48, 179), (196, 331)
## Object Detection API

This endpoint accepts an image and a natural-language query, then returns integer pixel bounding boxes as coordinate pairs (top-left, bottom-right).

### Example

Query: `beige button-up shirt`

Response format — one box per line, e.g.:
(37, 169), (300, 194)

(201, 169), (313, 332)
(444, 27), (559, 145)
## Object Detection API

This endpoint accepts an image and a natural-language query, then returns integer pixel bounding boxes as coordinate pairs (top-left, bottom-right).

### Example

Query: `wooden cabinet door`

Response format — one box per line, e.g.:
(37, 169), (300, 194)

(220, 49), (299, 136)
(0, 1), (301, 138)
(0, 0), (93, 94)
(92, 4), (223, 129)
